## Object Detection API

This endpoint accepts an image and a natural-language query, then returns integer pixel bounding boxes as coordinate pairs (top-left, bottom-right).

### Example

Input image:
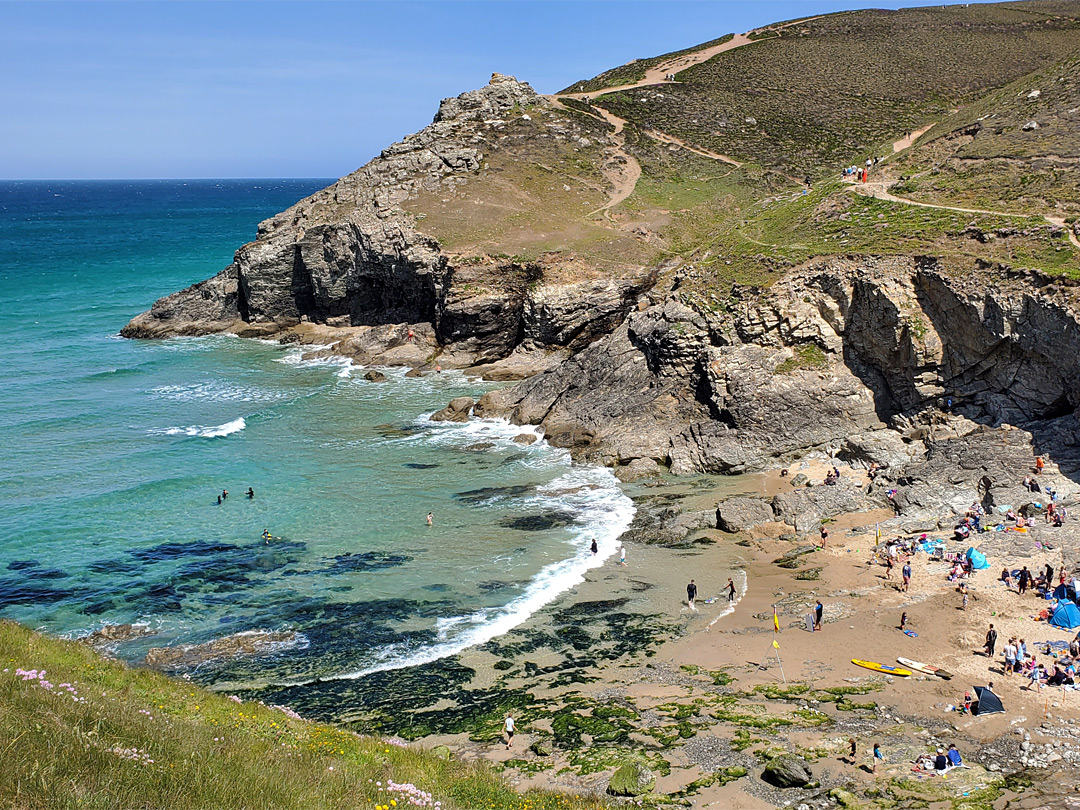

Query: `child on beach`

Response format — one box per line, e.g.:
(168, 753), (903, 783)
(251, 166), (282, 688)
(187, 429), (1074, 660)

(848, 738), (856, 764)
(872, 743), (883, 773)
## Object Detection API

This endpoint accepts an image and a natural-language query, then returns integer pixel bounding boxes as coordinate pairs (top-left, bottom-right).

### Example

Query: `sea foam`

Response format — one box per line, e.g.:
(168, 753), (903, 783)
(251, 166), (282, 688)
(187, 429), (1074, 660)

(152, 417), (246, 438)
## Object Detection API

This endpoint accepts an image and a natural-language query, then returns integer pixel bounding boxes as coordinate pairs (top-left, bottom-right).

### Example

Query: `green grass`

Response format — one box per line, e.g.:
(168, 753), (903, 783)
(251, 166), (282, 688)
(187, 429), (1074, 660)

(0, 621), (608, 810)
(775, 344), (828, 374)
(598, 4), (1080, 177)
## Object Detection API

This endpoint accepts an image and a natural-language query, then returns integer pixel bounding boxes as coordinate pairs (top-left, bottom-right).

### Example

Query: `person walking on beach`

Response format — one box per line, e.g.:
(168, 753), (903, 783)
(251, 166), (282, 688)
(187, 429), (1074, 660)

(848, 738), (857, 765)
(687, 579), (698, 611)
(727, 578), (736, 602)
(819, 526), (828, 548)
(814, 600), (824, 631)
(590, 537), (598, 555)
(504, 714), (515, 750)
(872, 743), (883, 774)
(900, 611), (908, 632)
(985, 624), (998, 657)
(902, 560), (912, 593)
(619, 546), (626, 567)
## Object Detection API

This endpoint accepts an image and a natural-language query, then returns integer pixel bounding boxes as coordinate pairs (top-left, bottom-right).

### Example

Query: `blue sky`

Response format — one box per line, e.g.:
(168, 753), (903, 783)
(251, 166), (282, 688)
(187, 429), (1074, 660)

(1, 1), (919, 180)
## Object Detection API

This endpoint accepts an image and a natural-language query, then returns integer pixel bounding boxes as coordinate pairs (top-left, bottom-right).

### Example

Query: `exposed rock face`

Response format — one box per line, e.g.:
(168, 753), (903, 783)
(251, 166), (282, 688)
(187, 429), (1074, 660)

(430, 397), (474, 423)
(144, 630), (298, 671)
(716, 497), (775, 533)
(121, 74), (654, 370)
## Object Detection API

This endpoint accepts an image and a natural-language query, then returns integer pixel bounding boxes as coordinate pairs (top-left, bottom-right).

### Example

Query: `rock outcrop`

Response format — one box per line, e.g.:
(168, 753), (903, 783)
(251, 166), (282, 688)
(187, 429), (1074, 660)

(121, 74), (655, 373)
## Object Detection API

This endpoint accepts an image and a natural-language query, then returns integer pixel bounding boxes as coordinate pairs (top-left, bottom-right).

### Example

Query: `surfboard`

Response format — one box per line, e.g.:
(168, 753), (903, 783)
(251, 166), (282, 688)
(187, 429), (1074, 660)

(852, 659), (911, 676)
(903, 629), (918, 637)
(897, 657), (953, 680)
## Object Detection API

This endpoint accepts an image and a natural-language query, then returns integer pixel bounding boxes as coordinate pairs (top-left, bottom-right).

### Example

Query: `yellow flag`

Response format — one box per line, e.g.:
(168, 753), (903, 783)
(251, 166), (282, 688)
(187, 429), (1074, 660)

(772, 640), (780, 650)
(773, 611), (780, 633)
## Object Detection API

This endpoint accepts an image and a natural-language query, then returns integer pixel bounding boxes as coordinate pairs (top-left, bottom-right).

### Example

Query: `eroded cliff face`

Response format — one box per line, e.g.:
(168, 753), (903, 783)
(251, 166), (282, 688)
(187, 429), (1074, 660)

(121, 74), (655, 369)
(476, 255), (1080, 518)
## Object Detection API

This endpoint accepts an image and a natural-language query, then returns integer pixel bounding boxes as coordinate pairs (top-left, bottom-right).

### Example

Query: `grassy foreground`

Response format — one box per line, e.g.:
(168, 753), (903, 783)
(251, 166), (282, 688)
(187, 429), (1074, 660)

(0, 621), (606, 810)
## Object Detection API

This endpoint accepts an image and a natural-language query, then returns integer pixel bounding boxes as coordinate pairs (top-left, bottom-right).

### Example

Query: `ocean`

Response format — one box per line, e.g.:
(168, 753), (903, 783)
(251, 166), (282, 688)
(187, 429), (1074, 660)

(0, 180), (635, 709)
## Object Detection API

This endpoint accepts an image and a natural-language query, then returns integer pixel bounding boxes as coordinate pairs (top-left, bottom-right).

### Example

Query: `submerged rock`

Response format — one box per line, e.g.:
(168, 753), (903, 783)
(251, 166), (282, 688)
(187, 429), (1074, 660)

(144, 630), (298, 671)
(80, 623), (157, 645)
(363, 369), (387, 382)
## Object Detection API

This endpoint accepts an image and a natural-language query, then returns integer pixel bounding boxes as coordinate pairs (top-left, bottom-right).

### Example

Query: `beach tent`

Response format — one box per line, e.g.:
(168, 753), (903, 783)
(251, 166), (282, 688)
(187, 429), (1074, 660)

(1050, 600), (1080, 630)
(965, 547), (990, 570)
(972, 685), (1004, 716)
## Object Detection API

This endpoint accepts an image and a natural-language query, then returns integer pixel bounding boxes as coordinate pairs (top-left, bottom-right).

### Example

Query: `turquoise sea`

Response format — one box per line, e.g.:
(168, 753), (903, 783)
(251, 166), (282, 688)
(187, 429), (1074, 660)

(0, 180), (634, 712)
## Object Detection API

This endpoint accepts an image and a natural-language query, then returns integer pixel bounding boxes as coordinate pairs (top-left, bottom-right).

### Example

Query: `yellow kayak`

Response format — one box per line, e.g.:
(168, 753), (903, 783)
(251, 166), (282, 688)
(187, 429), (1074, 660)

(852, 659), (911, 677)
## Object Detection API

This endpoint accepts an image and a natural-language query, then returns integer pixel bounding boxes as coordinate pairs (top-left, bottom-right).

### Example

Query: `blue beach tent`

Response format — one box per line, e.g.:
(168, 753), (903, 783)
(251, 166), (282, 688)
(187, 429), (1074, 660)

(1049, 600), (1080, 630)
(965, 547), (990, 570)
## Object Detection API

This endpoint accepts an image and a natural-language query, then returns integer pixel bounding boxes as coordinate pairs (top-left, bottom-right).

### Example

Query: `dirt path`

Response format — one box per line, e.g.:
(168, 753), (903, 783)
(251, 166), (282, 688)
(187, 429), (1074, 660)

(849, 179), (1080, 251)
(644, 128), (742, 166)
(892, 123), (936, 153)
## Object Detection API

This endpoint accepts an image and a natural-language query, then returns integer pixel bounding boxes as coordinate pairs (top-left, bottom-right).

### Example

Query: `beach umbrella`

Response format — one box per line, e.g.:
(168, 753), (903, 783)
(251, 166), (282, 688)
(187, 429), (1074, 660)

(964, 547), (990, 569)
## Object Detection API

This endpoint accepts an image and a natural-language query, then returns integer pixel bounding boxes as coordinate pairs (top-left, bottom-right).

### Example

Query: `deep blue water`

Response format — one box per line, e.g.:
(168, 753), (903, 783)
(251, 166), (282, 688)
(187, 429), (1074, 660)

(0, 180), (632, 693)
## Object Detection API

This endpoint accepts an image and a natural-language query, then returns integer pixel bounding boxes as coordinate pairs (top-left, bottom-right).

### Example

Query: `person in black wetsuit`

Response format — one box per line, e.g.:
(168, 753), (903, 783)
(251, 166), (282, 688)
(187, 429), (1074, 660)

(247, 488), (254, 499)
(687, 580), (698, 611)
(589, 537), (598, 555)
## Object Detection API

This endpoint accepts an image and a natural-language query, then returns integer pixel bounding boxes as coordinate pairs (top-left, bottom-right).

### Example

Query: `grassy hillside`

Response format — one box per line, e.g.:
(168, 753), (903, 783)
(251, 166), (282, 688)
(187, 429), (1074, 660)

(0, 621), (606, 810)
(559, 34), (733, 95)
(595, 4), (1080, 177)
(889, 49), (1080, 218)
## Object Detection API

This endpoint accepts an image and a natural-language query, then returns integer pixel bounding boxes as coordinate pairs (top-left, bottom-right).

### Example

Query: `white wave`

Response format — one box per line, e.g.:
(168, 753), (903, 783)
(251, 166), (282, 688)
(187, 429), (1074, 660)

(151, 417), (246, 438)
(311, 464), (634, 681)
(273, 344), (353, 378)
(150, 381), (291, 404)
(707, 570), (749, 628)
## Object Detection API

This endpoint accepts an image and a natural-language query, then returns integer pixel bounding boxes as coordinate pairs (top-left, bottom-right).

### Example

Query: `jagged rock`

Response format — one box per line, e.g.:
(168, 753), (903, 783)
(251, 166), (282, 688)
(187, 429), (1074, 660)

(771, 486), (878, 534)
(404, 368), (424, 378)
(430, 397), (474, 423)
(144, 630), (297, 671)
(716, 496), (775, 532)
(790, 473), (809, 487)
(615, 457), (661, 483)
(762, 754), (813, 788)
(364, 370), (387, 382)
(512, 433), (538, 445)
(607, 759), (656, 796)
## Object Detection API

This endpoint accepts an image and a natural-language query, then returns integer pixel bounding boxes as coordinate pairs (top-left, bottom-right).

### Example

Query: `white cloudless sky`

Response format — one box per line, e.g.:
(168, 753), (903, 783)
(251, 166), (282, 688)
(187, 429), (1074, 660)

(1, 1), (925, 179)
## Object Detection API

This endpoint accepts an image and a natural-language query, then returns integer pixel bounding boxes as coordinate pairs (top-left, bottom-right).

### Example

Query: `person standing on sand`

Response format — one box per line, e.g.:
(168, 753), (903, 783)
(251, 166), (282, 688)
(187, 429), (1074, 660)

(819, 526), (828, 548)
(814, 600), (824, 631)
(849, 738), (856, 765)
(687, 579), (698, 611)
(504, 714), (515, 750)
(902, 560), (912, 593)
(619, 546), (626, 567)
(900, 612), (908, 632)
(872, 743), (883, 774)
(985, 624), (998, 657)
(727, 578), (736, 602)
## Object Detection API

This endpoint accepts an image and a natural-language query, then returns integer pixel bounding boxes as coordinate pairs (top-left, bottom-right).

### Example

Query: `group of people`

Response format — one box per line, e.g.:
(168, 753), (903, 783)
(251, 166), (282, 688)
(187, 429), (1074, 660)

(1001, 562), (1062, 596)
(686, 577), (738, 610)
(216, 487), (254, 505)
(913, 745), (964, 774)
(984, 623), (1079, 689)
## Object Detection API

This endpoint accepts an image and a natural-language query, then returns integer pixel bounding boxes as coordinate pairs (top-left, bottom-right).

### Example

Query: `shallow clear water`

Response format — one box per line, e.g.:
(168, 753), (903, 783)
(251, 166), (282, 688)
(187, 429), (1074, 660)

(0, 180), (633, 687)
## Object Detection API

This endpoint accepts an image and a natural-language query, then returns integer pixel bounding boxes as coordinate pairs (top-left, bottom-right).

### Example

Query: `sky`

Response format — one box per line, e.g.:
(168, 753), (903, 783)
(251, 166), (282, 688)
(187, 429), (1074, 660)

(1, 0), (926, 180)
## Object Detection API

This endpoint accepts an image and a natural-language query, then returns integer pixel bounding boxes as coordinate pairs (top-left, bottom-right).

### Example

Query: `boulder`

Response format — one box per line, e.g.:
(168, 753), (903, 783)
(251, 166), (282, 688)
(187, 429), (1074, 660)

(716, 496), (775, 532)
(431, 745), (452, 760)
(761, 754), (813, 788)
(404, 367), (424, 378)
(80, 623), (156, 645)
(512, 433), (538, 445)
(364, 369), (387, 382)
(607, 759), (656, 797)
(430, 397), (474, 423)
(529, 739), (553, 757)
(616, 457), (661, 483)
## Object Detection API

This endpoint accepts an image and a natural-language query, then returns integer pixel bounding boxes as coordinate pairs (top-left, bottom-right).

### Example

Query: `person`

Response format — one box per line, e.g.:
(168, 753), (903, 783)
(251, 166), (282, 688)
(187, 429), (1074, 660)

(222, 489), (228, 500)
(1018, 567), (1031, 595)
(885, 556), (894, 580)
(262, 529), (271, 544)
(217, 494), (222, 505)
(1036, 456), (1045, 474)
(872, 743), (883, 774)
(727, 578), (736, 602)
(426, 512), (433, 526)
(933, 749), (948, 772)
(947, 745), (962, 767)
(963, 691), (973, 712)
(504, 714), (515, 749)
(902, 561), (911, 592)
(1027, 663), (1044, 691)
(687, 579), (698, 610)
(1017, 638), (1028, 668)
(814, 600), (824, 631)
(985, 624), (998, 657)
(590, 537), (598, 555)
(900, 612), (908, 632)
(619, 546), (626, 567)
(1003, 639), (1016, 676)
(960, 581), (969, 611)
(1045, 564), (1055, 588)
(820, 526), (829, 548)
(849, 738), (857, 765)
(1001, 567), (1013, 588)
(246, 487), (254, 499)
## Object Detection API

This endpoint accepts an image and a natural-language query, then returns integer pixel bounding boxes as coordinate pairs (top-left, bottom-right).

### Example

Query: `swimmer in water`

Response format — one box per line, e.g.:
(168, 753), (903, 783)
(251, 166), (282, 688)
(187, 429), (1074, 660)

(247, 488), (254, 499)
(262, 529), (271, 544)
(426, 512), (433, 526)
(222, 489), (228, 501)
(217, 495), (221, 505)
(590, 537), (598, 555)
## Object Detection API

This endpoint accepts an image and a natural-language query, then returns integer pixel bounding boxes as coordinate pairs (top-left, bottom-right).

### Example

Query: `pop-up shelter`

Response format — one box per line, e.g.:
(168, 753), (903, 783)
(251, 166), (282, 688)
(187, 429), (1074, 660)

(1049, 600), (1080, 630)
(971, 685), (1004, 715)
(965, 547), (990, 569)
